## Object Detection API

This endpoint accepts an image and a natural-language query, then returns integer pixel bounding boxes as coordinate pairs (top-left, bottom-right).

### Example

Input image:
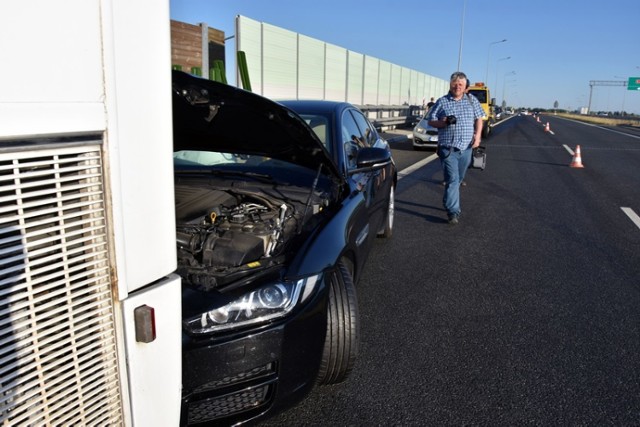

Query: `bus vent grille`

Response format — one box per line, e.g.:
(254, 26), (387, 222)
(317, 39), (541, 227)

(0, 141), (123, 426)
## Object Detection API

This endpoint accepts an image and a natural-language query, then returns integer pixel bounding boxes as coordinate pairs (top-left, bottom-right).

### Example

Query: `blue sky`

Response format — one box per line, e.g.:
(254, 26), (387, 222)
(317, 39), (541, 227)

(170, 0), (640, 114)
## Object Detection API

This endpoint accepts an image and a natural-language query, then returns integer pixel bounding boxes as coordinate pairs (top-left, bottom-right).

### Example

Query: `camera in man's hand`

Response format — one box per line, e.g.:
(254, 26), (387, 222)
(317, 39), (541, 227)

(446, 115), (457, 125)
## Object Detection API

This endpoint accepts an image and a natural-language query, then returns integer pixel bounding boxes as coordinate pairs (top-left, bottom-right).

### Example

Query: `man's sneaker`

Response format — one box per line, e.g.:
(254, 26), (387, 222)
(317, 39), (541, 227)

(442, 181), (466, 187)
(447, 215), (459, 225)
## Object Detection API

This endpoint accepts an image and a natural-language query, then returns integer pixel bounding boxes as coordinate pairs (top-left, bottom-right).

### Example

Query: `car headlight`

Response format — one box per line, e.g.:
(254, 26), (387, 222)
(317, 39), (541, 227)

(414, 126), (426, 134)
(183, 274), (321, 335)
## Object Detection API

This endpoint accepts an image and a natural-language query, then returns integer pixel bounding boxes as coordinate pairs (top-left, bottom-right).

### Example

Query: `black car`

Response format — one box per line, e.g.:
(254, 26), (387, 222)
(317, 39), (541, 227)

(172, 70), (396, 426)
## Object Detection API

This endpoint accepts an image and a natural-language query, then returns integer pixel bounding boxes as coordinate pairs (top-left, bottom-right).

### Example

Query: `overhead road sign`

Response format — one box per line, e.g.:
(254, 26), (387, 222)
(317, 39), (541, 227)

(628, 77), (640, 91)
(589, 80), (626, 87)
(587, 80), (627, 113)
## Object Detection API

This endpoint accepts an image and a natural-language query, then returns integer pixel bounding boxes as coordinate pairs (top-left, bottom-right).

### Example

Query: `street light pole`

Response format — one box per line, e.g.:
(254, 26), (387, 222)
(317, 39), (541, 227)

(457, 0), (466, 71)
(502, 73), (516, 106)
(494, 56), (511, 93)
(485, 39), (507, 84)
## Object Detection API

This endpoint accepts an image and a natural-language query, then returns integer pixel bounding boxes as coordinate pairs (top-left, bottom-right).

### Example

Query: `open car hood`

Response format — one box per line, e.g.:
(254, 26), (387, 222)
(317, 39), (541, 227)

(172, 70), (341, 181)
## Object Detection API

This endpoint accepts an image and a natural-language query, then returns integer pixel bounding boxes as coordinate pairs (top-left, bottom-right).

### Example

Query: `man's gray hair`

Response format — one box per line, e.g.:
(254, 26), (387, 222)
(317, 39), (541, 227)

(450, 71), (468, 82)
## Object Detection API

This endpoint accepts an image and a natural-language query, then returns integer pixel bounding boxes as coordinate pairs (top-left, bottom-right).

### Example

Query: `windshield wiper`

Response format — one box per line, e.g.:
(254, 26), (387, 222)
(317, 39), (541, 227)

(175, 168), (272, 179)
(211, 169), (278, 183)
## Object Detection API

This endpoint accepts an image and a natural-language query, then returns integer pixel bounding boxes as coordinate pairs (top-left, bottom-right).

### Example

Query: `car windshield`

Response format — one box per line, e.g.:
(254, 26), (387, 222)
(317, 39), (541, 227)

(295, 114), (332, 154)
(468, 90), (487, 103)
(174, 150), (255, 166)
(173, 150), (325, 185)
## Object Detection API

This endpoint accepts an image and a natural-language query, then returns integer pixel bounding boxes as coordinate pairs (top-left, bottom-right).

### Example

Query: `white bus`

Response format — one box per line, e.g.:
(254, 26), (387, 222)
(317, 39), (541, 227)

(0, 1), (181, 425)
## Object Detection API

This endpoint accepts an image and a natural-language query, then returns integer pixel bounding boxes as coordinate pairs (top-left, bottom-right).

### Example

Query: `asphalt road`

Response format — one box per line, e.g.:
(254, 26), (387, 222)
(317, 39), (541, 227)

(261, 115), (640, 426)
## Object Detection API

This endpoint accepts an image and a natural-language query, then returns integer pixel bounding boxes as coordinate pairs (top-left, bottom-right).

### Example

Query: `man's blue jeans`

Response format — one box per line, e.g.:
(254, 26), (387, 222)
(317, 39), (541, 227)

(439, 146), (472, 218)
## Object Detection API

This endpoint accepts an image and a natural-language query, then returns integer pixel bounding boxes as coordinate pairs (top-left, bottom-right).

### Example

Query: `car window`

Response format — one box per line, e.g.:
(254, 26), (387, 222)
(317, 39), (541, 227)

(341, 110), (366, 170)
(350, 110), (376, 147)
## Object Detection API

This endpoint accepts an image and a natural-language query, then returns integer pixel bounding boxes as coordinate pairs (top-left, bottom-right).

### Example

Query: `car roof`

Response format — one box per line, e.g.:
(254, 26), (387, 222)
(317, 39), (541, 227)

(278, 99), (356, 115)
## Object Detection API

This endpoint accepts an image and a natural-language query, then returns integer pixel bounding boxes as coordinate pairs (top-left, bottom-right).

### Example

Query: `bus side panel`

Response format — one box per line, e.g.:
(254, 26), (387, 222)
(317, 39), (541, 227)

(122, 274), (182, 427)
(102, 0), (178, 295)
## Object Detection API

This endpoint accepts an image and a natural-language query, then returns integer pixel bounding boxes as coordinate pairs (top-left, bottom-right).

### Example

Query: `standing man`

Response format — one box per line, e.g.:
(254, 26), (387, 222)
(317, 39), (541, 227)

(428, 71), (485, 225)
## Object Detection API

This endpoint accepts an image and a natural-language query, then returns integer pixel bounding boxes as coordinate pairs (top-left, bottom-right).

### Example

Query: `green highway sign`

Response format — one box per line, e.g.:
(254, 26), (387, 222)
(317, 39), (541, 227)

(628, 77), (640, 91)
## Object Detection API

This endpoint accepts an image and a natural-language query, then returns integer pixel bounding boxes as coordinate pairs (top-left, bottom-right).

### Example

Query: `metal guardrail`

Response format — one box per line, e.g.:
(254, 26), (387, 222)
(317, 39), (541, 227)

(357, 104), (425, 130)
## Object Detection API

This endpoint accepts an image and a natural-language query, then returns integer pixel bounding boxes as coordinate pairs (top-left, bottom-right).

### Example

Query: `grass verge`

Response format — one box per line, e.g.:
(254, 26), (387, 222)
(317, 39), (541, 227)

(554, 113), (640, 127)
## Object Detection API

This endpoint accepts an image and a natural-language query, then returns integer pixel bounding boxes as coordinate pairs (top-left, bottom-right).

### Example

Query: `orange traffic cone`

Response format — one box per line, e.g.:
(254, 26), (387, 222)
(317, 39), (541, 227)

(570, 145), (584, 168)
(544, 122), (550, 132)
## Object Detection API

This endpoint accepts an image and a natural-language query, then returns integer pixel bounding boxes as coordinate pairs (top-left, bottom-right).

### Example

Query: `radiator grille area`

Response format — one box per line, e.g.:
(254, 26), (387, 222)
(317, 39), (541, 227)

(187, 385), (271, 425)
(0, 142), (123, 426)
(192, 362), (276, 394)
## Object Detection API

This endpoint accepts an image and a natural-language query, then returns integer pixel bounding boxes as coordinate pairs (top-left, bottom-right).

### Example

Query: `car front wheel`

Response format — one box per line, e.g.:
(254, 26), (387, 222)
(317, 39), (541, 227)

(316, 261), (359, 385)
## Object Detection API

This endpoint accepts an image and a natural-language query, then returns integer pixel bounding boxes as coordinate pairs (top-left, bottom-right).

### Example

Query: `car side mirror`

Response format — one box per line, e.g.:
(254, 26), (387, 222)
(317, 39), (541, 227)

(348, 147), (391, 175)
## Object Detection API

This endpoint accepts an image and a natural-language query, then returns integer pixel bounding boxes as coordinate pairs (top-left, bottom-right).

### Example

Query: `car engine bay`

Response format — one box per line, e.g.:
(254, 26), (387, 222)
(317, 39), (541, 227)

(175, 183), (330, 290)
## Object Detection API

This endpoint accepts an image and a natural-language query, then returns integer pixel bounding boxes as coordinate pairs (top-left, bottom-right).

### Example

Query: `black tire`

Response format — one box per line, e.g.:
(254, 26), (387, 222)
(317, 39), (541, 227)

(316, 261), (359, 385)
(482, 123), (490, 138)
(377, 184), (394, 238)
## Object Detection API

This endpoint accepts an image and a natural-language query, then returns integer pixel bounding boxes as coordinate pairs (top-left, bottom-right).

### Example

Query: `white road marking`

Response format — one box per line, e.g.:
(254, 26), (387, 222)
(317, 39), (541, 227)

(555, 116), (640, 140)
(621, 207), (640, 230)
(396, 126), (640, 234)
(398, 154), (438, 180)
(594, 126), (640, 139)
